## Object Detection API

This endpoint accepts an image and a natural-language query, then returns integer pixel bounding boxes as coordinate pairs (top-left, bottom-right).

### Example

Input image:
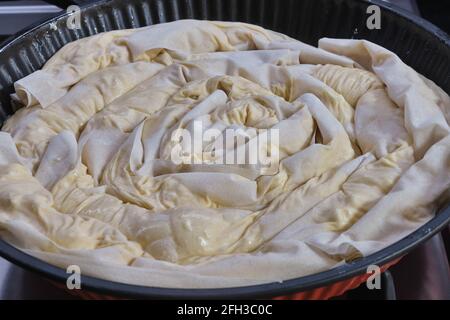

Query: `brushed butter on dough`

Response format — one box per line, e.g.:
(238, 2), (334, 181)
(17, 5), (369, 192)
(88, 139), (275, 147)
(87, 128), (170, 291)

(0, 20), (449, 288)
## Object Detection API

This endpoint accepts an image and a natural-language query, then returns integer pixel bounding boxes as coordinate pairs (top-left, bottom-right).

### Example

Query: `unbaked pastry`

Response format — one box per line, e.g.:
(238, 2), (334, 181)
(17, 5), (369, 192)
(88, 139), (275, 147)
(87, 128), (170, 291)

(0, 20), (449, 288)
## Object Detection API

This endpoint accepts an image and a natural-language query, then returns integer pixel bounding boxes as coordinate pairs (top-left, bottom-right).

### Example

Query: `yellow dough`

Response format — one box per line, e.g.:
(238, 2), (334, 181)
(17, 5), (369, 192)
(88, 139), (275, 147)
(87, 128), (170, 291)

(0, 20), (449, 288)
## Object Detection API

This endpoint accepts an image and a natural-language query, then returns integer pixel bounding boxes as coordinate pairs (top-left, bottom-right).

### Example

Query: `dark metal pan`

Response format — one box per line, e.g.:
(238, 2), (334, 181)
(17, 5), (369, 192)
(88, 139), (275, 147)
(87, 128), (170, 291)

(0, 0), (449, 299)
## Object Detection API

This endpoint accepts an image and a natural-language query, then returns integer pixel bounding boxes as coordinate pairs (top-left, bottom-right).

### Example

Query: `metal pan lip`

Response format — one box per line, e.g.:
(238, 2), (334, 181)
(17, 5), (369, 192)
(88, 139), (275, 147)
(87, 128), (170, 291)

(0, 0), (449, 299)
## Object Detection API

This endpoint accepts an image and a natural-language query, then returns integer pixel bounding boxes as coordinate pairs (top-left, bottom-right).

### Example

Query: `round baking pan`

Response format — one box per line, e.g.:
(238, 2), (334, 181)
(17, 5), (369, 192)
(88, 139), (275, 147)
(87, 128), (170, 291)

(0, 0), (449, 299)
